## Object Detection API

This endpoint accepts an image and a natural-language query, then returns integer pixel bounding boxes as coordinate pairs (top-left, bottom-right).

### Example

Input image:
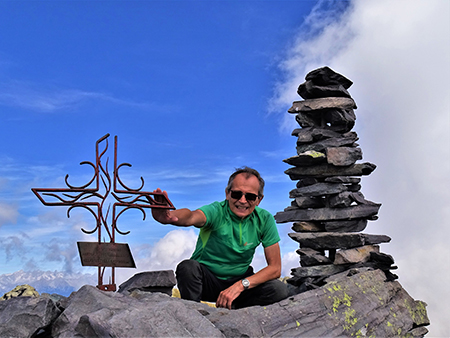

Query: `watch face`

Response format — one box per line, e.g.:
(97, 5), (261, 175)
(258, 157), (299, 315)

(242, 279), (250, 288)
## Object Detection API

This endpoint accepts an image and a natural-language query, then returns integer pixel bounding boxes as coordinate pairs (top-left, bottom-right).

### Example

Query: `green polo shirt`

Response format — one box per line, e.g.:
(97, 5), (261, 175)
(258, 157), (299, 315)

(190, 200), (280, 280)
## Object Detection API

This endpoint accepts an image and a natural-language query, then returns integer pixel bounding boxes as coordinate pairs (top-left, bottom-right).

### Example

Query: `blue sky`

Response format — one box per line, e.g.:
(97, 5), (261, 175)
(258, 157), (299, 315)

(0, 1), (449, 336)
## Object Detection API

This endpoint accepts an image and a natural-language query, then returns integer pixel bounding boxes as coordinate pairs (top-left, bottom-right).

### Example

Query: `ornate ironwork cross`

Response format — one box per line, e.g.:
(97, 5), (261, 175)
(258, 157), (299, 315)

(32, 133), (175, 291)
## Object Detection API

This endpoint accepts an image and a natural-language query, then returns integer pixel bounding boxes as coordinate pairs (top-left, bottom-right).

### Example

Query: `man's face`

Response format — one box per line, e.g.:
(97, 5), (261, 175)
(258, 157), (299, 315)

(226, 173), (263, 218)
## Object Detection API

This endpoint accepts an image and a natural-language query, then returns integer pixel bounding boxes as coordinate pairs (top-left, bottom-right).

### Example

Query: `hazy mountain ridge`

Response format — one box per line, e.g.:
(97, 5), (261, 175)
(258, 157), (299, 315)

(0, 270), (95, 297)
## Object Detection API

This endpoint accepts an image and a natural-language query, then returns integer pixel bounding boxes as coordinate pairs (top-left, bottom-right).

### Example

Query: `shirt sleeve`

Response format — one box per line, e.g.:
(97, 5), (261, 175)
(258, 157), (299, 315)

(198, 201), (221, 230)
(260, 209), (281, 248)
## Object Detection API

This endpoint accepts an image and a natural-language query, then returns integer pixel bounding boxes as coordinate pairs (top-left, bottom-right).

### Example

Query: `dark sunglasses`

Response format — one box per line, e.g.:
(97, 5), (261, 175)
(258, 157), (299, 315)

(229, 190), (259, 202)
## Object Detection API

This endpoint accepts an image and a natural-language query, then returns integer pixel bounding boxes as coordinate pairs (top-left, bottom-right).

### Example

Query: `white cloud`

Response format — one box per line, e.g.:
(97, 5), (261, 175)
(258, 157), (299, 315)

(116, 228), (198, 284)
(270, 0), (449, 336)
(147, 228), (198, 270)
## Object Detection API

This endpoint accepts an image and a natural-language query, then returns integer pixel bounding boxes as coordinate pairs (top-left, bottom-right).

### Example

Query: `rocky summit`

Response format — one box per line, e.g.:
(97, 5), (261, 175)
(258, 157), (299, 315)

(0, 269), (429, 337)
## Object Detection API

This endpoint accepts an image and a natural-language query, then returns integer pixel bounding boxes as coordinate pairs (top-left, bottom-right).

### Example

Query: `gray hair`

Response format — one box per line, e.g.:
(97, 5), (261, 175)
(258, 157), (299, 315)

(226, 167), (265, 197)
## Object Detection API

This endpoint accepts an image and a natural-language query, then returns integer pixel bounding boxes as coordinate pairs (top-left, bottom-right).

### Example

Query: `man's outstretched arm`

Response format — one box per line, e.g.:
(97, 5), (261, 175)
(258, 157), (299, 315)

(151, 188), (206, 227)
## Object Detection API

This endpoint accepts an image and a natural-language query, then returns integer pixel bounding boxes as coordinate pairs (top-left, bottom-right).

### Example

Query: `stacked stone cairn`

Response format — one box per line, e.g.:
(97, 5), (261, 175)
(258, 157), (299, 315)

(275, 66), (398, 292)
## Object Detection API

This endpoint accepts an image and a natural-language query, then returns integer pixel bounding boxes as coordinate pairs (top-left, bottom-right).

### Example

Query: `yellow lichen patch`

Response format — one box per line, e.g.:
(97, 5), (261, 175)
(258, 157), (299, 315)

(304, 150), (326, 158)
(172, 287), (216, 308)
(324, 283), (361, 335)
(326, 281), (343, 294)
(405, 299), (428, 324)
(172, 288), (180, 298)
(343, 307), (357, 331)
(0, 284), (39, 301)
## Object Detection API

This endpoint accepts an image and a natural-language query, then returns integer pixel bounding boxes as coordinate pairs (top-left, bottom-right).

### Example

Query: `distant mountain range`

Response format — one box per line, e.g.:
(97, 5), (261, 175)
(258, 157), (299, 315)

(0, 270), (96, 297)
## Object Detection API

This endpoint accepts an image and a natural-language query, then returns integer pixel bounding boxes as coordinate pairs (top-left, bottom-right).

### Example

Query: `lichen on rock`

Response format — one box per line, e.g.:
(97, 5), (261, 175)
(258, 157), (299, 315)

(0, 284), (39, 301)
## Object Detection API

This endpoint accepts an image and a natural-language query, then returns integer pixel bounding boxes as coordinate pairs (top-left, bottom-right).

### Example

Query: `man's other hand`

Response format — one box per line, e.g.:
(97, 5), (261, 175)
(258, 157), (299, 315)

(216, 282), (244, 309)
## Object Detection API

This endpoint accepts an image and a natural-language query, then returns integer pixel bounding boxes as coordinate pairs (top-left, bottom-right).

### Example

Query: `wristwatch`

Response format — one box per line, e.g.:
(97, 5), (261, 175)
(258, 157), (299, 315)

(241, 278), (250, 290)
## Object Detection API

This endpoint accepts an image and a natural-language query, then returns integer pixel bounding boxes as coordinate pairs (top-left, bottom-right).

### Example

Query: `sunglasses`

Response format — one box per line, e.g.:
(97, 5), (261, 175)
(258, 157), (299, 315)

(229, 190), (259, 202)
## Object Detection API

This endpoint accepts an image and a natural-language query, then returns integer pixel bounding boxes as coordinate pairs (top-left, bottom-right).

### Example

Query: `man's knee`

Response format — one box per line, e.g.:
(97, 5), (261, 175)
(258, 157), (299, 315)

(263, 279), (289, 302)
(175, 259), (203, 301)
(176, 259), (201, 281)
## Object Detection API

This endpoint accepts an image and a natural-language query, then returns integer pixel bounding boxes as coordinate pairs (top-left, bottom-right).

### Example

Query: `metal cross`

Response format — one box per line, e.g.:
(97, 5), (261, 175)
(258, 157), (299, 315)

(32, 134), (175, 291)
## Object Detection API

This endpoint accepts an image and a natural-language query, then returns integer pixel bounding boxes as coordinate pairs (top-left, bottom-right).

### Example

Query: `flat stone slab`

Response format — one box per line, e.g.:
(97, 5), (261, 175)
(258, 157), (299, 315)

(295, 132), (358, 154)
(288, 232), (391, 250)
(289, 182), (349, 198)
(118, 270), (176, 295)
(288, 97), (356, 113)
(334, 245), (380, 265)
(323, 219), (368, 233)
(291, 264), (349, 278)
(275, 204), (381, 223)
(285, 162), (376, 179)
(293, 127), (342, 143)
(285, 151), (326, 167)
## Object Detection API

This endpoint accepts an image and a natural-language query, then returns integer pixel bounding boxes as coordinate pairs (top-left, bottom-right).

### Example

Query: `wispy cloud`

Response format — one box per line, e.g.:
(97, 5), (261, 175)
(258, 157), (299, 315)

(0, 203), (18, 227)
(0, 80), (173, 113)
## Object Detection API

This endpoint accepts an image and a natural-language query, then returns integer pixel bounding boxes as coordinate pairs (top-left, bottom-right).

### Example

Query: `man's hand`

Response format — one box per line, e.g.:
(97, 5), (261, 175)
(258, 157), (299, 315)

(151, 188), (206, 227)
(151, 188), (179, 224)
(216, 282), (244, 309)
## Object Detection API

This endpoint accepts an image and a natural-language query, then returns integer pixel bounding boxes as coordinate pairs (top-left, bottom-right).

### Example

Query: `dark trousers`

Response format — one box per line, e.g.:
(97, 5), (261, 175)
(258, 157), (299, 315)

(175, 259), (288, 309)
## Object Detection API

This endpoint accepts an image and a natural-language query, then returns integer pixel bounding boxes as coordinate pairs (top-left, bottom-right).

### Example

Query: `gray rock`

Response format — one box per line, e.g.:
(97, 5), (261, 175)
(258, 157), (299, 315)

(334, 245), (380, 265)
(297, 80), (352, 99)
(326, 146), (362, 166)
(295, 108), (356, 133)
(328, 192), (374, 208)
(285, 162), (376, 179)
(294, 196), (325, 208)
(323, 219), (368, 233)
(296, 177), (319, 187)
(0, 296), (61, 338)
(51, 285), (223, 338)
(294, 132), (358, 154)
(288, 97), (356, 114)
(291, 264), (349, 279)
(285, 151), (326, 167)
(292, 221), (325, 232)
(297, 248), (332, 266)
(288, 232), (391, 250)
(328, 191), (355, 208)
(285, 269), (427, 336)
(304, 66), (353, 89)
(293, 127), (342, 143)
(370, 251), (395, 265)
(289, 182), (349, 198)
(275, 203), (381, 223)
(324, 176), (361, 183)
(118, 270), (176, 295)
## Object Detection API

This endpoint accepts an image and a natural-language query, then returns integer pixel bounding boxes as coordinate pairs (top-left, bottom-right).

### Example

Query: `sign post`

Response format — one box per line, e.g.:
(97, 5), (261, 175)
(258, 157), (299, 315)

(32, 134), (175, 291)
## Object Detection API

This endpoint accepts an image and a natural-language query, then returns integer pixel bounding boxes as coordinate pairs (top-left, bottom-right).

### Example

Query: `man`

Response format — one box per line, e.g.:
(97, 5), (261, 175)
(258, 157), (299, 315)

(151, 167), (288, 309)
